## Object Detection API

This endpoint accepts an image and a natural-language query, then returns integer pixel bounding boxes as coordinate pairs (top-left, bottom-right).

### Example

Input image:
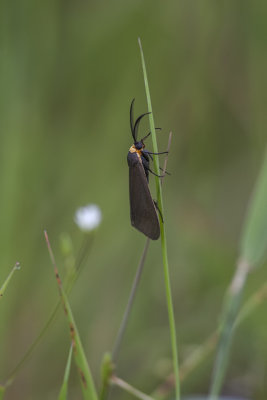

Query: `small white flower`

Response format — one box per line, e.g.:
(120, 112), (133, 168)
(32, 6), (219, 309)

(74, 204), (102, 232)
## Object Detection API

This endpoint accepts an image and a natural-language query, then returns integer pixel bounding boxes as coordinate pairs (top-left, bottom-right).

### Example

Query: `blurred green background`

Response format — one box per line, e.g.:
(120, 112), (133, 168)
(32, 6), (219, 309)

(0, 1), (266, 399)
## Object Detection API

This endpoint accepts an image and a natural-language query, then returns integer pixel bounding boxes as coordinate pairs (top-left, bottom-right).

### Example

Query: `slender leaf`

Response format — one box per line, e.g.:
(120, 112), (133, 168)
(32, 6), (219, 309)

(58, 345), (73, 400)
(0, 262), (20, 299)
(112, 238), (150, 362)
(111, 376), (155, 400)
(240, 148), (267, 266)
(209, 149), (267, 399)
(44, 231), (98, 400)
(4, 233), (94, 385)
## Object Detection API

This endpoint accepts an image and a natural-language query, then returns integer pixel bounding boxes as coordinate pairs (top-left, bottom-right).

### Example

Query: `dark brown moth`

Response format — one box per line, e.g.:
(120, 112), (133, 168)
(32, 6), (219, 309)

(127, 99), (167, 240)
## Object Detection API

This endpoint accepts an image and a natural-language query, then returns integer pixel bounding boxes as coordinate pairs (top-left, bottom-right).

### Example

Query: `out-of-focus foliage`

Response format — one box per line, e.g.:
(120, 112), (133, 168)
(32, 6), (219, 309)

(57, 346), (72, 400)
(240, 149), (267, 267)
(0, 1), (266, 399)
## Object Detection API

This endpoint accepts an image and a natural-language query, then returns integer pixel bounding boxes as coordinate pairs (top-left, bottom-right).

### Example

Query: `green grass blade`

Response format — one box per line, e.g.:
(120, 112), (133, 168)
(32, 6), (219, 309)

(209, 149), (267, 399)
(0, 262), (20, 299)
(240, 148), (267, 266)
(4, 234), (94, 385)
(99, 352), (114, 400)
(138, 38), (180, 400)
(44, 231), (98, 400)
(58, 345), (73, 400)
(112, 237), (150, 363)
(153, 278), (267, 399)
(209, 280), (246, 400)
(0, 385), (5, 400)
(111, 376), (155, 400)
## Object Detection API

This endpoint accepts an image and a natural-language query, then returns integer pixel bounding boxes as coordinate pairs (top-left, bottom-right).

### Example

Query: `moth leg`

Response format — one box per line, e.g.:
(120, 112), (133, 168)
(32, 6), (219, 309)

(147, 153), (153, 161)
(140, 153), (149, 181)
(148, 168), (165, 178)
(143, 151), (171, 175)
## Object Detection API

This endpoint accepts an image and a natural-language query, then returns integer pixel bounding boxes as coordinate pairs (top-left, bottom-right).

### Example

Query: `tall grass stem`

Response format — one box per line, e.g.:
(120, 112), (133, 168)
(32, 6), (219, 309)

(138, 38), (180, 400)
(112, 237), (150, 362)
(209, 260), (250, 399)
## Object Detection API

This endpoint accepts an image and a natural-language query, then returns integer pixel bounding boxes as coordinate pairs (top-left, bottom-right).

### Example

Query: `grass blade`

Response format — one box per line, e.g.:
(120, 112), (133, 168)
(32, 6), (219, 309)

(58, 345), (73, 400)
(138, 38), (180, 400)
(240, 148), (267, 266)
(209, 148), (267, 399)
(0, 262), (20, 299)
(153, 276), (267, 399)
(44, 231), (98, 400)
(111, 376), (155, 400)
(4, 234), (94, 386)
(112, 237), (150, 362)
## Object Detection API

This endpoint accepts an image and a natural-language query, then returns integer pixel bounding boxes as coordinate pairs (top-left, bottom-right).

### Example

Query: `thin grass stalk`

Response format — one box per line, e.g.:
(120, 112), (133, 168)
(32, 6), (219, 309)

(58, 345), (73, 400)
(161, 131), (172, 184)
(111, 376), (155, 400)
(153, 271), (267, 399)
(3, 235), (93, 387)
(138, 38), (180, 400)
(112, 237), (150, 362)
(0, 262), (20, 299)
(208, 260), (250, 400)
(44, 231), (98, 400)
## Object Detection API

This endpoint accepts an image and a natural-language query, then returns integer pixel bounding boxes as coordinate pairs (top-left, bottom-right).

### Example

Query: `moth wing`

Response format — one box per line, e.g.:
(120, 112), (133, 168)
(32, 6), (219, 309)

(128, 153), (160, 240)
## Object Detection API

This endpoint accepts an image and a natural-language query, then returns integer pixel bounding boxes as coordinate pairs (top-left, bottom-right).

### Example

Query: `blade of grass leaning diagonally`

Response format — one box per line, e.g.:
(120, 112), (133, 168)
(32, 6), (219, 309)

(152, 274), (267, 400)
(3, 233), (94, 388)
(138, 38), (180, 400)
(58, 345), (73, 400)
(44, 231), (98, 400)
(100, 239), (150, 400)
(0, 262), (20, 300)
(209, 147), (267, 400)
(110, 376), (155, 400)
(0, 263), (20, 397)
(111, 237), (150, 364)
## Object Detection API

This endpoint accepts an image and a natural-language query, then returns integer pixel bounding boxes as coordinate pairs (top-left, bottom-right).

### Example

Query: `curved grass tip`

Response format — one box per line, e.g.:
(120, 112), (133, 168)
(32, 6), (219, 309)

(15, 262), (21, 270)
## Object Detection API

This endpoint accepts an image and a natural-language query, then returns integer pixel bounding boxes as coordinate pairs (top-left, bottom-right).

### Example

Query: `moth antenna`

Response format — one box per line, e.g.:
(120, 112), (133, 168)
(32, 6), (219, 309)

(130, 98), (135, 141)
(133, 112), (150, 142)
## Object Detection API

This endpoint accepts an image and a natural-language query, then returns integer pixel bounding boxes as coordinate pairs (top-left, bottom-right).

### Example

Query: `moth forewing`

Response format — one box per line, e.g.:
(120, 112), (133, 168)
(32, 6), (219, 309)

(127, 151), (160, 240)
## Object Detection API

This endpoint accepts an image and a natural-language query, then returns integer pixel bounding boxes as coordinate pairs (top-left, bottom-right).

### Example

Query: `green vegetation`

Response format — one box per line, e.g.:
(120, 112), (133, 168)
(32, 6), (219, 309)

(0, 2), (267, 399)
